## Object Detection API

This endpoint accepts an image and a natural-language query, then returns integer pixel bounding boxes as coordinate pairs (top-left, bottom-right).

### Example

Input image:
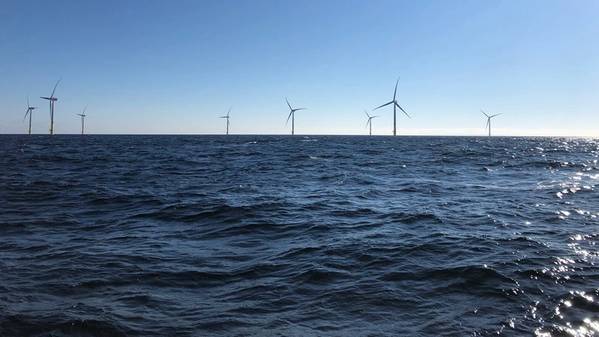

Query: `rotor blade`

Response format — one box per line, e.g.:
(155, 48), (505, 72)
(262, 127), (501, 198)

(40, 97), (51, 100)
(373, 101), (394, 110)
(366, 118), (371, 128)
(285, 97), (292, 111)
(393, 77), (399, 101)
(364, 110), (371, 118)
(286, 111), (293, 125)
(294, 108), (306, 111)
(485, 119), (490, 130)
(24, 109), (30, 121)
(490, 113), (502, 118)
(227, 106), (231, 117)
(50, 79), (61, 98)
(481, 109), (489, 118)
(395, 102), (411, 118)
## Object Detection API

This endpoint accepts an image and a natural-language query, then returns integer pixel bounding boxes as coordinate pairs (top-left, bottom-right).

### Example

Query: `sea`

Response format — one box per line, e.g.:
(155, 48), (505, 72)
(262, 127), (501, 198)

(1, 135), (598, 337)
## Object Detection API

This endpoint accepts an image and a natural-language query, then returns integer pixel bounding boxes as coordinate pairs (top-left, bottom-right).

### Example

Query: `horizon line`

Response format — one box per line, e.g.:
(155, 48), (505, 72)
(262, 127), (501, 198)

(1, 133), (597, 139)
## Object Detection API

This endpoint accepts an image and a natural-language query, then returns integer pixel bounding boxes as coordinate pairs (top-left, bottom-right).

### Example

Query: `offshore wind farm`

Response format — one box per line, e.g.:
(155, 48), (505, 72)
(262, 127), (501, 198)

(1, 2), (598, 337)
(12, 77), (511, 137)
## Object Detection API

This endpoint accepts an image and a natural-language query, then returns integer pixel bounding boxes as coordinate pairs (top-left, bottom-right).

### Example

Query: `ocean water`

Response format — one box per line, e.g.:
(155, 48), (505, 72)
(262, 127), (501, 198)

(1, 135), (598, 337)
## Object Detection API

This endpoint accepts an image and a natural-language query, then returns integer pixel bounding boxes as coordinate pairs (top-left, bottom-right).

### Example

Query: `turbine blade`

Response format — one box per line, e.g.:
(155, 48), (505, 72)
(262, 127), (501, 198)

(294, 108), (306, 111)
(393, 77), (399, 101)
(395, 102), (410, 118)
(364, 110), (371, 118)
(490, 113), (502, 118)
(286, 111), (293, 125)
(40, 97), (51, 100)
(285, 97), (292, 111)
(366, 118), (371, 128)
(227, 106), (231, 117)
(481, 109), (489, 118)
(24, 109), (30, 121)
(374, 101), (394, 110)
(50, 79), (61, 98)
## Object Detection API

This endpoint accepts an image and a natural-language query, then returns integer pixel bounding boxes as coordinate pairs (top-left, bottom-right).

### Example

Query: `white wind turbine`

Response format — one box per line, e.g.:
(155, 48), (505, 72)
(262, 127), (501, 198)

(285, 97), (306, 135)
(23, 97), (37, 135)
(220, 107), (231, 135)
(76, 106), (87, 135)
(374, 77), (410, 136)
(40, 79), (61, 135)
(364, 110), (379, 136)
(481, 109), (502, 137)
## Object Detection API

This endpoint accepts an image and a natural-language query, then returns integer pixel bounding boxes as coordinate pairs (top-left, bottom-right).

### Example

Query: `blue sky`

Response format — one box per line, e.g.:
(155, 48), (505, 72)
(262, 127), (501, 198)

(1, 0), (598, 135)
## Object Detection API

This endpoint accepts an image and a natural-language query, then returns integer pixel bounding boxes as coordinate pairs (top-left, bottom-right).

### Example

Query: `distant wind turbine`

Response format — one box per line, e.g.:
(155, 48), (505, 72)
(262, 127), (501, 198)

(374, 77), (410, 136)
(285, 97), (305, 135)
(23, 97), (37, 135)
(364, 110), (379, 136)
(41, 79), (61, 135)
(481, 110), (502, 137)
(220, 107), (231, 135)
(76, 106), (87, 135)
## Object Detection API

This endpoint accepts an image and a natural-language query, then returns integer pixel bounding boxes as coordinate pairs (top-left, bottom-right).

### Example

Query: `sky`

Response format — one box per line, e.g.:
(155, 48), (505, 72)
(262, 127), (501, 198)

(1, 0), (598, 136)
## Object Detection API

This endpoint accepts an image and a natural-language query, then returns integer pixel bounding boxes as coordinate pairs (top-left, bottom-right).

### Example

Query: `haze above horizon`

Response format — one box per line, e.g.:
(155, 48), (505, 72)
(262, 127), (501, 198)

(1, 0), (598, 136)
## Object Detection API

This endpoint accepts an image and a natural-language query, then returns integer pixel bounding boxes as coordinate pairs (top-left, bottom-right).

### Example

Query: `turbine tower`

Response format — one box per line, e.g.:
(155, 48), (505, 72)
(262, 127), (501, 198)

(374, 77), (410, 136)
(285, 97), (305, 135)
(364, 110), (379, 136)
(76, 106), (87, 135)
(23, 97), (37, 135)
(481, 110), (502, 137)
(41, 79), (61, 135)
(220, 107), (231, 135)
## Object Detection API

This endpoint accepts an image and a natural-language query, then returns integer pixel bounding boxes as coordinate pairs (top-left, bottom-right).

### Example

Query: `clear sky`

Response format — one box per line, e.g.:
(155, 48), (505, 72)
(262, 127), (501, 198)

(1, 0), (598, 136)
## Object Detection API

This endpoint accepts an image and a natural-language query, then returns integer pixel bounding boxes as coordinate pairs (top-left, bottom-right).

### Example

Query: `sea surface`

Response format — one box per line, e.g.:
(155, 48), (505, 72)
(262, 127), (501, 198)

(1, 135), (599, 337)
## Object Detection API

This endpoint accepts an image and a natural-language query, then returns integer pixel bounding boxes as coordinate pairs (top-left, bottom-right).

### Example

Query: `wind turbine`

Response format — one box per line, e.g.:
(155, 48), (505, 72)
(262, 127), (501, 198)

(220, 107), (231, 135)
(285, 97), (305, 135)
(364, 110), (379, 136)
(481, 110), (502, 137)
(76, 106), (87, 135)
(374, 77), (410, 136)
(41, 79), (61, 135)
(23, 97), (37, 135)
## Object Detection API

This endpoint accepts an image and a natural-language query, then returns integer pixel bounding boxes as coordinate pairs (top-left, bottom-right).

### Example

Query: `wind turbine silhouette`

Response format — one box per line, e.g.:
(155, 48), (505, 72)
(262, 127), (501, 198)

(364, 110), (379, 136)
(220, 107), (231, 135)
(481, 110), (501, 137)
(76, 106), (87, 135)
(41, 79), (60, 135)
(374, 77), (410, 136)
(23, 97), (37, 135)
(285, 97), (305, 135)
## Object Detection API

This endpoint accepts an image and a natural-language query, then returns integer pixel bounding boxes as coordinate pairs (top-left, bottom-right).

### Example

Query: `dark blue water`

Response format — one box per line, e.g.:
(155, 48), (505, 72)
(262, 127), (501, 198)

(1, 135), (598, 336)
